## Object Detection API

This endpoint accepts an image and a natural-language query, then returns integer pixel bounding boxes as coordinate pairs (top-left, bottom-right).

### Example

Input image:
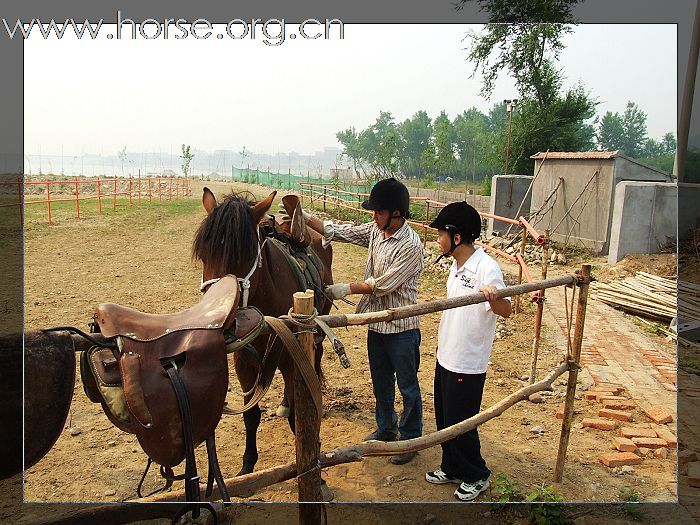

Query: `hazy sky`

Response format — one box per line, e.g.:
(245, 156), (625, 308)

(24, 23), (676, 157)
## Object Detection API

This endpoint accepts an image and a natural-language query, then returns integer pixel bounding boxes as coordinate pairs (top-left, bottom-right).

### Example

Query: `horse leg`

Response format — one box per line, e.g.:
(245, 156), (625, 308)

(233, 353), (261, 476)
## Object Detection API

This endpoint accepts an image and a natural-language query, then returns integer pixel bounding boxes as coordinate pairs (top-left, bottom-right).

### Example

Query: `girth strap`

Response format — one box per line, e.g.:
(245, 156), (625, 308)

(265, 316), (323, 418)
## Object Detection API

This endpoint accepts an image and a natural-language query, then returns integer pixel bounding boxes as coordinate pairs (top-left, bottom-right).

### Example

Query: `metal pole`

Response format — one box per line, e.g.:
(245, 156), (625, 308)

(505, 100), (515, 176)
(553, 264), (592, 483)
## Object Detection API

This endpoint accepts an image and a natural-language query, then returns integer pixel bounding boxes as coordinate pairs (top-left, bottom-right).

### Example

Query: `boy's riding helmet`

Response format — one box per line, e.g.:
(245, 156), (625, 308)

(362, 177), (411, 230)
(429, 201), (482, 256)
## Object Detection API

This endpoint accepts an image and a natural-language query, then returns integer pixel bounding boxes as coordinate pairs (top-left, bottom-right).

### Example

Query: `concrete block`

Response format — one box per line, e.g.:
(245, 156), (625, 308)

(644, 406), (673, 424)
(487, 175), (532, 235)
(608, 181), (677, 263)
(631, 437), (668, 449)
(620, 427), (658, 439)
(612, 436), (637, 452)
(599, 452), (642, 467)
(582, 418), (616, 431)
(599, 408), (632, 422)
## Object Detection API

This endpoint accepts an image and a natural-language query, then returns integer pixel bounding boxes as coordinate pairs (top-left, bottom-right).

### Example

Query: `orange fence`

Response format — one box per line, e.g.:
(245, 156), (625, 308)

(1, 174), (192, 225)
(299, 181), (549, 311)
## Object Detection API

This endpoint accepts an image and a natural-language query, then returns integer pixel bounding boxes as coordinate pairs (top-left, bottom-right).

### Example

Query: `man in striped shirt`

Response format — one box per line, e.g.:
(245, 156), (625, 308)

(304, 177), (424, 465)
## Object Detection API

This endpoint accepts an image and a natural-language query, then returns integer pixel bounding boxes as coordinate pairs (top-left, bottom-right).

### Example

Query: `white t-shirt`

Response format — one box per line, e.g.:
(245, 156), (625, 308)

(437, 247), (510, 374)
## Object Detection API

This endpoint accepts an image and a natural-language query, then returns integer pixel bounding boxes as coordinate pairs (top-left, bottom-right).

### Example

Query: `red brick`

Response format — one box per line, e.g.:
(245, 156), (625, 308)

(631, 437), (668, 449)
(654, 426), (677, 446)
(688, 462), (700, 488)
(598, 452), (642, 467)
(602, 400), (636, 410)
(590, 387), (623, 395)
(612, 436), (637, 452)
(598, 408), (633, 422)
(556, 405), (565, 420)
(644, 406), (673, 425)
(654, 448), (668, 459)
(597, 394), (626, 402)
(582, 418), (616, 431)
(620, 427), (658, 439)
(583, 392), (598, 400)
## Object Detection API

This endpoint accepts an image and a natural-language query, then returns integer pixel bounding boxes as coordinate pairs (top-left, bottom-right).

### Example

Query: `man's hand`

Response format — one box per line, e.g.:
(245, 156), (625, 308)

(479, 284), (499, 301)
(326, 283), (351, 300)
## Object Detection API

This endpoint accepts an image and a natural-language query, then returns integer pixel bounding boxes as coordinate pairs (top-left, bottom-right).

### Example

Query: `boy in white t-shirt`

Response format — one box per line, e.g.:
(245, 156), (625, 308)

(424, 201), (511, 501)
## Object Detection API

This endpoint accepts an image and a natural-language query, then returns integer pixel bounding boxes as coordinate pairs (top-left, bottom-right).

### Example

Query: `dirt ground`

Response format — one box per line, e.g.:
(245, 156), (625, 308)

(20, 180), (680, 518)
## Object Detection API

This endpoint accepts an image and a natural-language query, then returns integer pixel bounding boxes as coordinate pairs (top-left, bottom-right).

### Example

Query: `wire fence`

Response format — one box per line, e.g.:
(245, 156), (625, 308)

(1, 174), (192, 225)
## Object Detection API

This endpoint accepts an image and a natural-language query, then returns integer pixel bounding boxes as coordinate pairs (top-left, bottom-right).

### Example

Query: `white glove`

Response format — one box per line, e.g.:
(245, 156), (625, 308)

(326, 283), (351, 300)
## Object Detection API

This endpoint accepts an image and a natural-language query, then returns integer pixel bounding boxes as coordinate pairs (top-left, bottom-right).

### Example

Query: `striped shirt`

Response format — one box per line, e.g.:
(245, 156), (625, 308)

(323, 219), (424, 334)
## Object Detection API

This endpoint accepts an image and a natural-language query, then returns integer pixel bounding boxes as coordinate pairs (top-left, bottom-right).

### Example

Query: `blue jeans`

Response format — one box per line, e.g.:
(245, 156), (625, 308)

(367, 329), (422, 440)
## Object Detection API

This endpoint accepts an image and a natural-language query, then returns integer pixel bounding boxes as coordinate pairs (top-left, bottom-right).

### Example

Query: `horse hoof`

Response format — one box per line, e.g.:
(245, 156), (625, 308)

(320, 483), (334, 502)
(276, 404), (290, 418)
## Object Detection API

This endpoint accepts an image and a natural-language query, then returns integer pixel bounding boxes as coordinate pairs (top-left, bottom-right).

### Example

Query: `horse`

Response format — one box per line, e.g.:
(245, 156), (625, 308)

(193, 187), (333, 477)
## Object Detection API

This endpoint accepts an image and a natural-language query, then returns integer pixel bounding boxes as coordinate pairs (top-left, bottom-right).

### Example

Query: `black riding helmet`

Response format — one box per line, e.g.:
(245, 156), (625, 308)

(362, 178), (411, 230)
(429, 201), (482, 257)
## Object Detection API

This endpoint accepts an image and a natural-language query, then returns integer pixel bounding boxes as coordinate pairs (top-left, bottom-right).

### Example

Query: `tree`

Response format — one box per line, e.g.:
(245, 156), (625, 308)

(336, 128), (364, 178)
(597, 101), (648, 157)
(180, 144), (194, 179)
(433, 111), (456, 179)
(467, 22), (598, 175)
(455, 0), (581, 23)
(397, 111), (433, 180)
(118, 146), (127, 177)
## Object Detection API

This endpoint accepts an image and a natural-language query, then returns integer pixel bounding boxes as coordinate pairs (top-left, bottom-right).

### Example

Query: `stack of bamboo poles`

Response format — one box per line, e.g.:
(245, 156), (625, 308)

(591, 271), (685, 321)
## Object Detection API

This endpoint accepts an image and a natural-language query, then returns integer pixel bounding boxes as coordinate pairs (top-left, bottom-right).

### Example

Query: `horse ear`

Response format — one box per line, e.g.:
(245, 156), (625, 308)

(202, 187), (218, 215)
(251, 191), (277, 223)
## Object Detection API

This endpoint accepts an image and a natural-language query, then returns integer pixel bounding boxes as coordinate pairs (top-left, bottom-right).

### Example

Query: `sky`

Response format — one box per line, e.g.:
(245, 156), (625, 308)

(24, 23), (676, 157)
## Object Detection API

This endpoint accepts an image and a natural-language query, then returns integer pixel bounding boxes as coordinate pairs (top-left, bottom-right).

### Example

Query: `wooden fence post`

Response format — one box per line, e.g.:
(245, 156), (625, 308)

(74, 177), (80, 219)
(129, 175), (133, 207)
(530, 230), (549, 384)
(515, 225), (527, 314)
(97, 176), (102, 214)
(113, 177), (117, 210)
(293, 289), (322, 525)
(46, 181), (53, 224)
(553, 264), (592, 483)
(138, 171), (141, 207)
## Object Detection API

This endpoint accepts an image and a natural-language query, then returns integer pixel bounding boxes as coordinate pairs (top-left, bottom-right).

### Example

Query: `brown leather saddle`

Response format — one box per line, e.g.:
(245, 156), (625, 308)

(81, 275), (240, 508)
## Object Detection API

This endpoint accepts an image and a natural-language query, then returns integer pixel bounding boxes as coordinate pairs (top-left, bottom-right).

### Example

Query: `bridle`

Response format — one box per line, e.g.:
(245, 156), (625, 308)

(200, 229), (268, 308)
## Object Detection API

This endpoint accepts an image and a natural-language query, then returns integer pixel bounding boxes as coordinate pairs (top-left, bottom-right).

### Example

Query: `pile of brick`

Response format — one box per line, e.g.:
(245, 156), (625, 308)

(555, 384), (677, 469)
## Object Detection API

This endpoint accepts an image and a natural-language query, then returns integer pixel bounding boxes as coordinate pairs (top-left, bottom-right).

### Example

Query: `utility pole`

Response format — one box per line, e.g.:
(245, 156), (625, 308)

(504, 99), (518, 176)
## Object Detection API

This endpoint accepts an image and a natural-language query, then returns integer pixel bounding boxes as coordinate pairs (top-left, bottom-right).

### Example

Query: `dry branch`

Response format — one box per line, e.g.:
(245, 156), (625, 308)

(31, 362), (569, 525)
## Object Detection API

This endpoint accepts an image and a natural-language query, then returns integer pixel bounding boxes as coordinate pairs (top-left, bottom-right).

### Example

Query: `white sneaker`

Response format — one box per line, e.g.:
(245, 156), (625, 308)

(454, 477), (490, 501)
(425, 469), (460, 485)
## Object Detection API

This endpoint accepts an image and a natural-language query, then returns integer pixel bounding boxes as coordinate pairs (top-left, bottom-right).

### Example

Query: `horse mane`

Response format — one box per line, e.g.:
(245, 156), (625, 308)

(192, 192), (260, 277)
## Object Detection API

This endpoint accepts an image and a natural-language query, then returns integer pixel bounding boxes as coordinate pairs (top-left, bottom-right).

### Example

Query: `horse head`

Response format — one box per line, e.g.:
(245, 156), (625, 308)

(193, 187), (277, 292)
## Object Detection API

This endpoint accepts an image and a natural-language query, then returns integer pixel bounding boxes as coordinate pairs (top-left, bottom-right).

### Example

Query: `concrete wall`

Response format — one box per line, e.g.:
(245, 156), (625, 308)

(487, 175), (532, 235)
(530, 159), (616, 252)
(530, 157), (669, 253)
(607, 182), (677, 264)
(678, 182), (700, 240)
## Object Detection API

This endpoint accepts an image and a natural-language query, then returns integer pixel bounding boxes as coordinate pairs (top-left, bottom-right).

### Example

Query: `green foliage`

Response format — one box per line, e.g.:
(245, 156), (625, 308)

(492, 473), (525, 502)
(454, 0), (581, 23)
(618, 487), (644, 521)
(526, 483), (570, 525)
(597, 101), (648, 157)
(482, 175), (492, 196)
(180, 144), (194, 178)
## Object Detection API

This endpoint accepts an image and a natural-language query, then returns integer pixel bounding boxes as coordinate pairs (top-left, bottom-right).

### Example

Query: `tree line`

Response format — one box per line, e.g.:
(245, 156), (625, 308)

(337, 21), (676, 183)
